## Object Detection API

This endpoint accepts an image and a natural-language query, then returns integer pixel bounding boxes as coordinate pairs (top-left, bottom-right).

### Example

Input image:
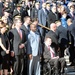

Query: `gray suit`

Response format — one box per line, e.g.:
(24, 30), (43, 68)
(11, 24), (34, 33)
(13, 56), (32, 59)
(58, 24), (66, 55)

(38, 8), (47, 36)
(38, 9), (47, 26)
(43, 44), (65, 74)
(8, 28), (26, 75)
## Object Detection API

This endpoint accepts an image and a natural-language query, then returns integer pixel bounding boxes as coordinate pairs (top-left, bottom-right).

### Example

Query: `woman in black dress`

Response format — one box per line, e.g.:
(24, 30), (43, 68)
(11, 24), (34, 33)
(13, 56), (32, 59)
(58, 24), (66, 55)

(0, 20), (10, 75)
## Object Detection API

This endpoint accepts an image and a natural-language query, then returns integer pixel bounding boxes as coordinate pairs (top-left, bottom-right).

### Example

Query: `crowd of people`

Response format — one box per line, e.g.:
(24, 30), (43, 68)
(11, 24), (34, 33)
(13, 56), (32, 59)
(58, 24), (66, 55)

(0, 0), (75, 75)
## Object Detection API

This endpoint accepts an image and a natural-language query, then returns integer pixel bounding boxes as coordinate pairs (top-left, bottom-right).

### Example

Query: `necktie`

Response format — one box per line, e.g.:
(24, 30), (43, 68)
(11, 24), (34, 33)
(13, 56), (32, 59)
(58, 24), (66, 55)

(48, 46), (55, 58)
(18, 30), (22, 39)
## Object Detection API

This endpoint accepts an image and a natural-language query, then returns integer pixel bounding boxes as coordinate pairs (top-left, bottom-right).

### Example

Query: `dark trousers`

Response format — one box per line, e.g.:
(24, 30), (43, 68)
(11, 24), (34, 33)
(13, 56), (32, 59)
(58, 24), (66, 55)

(58, 58), (65, 72)
(49, 57), (65, 74)
(28, 56), (40, 75)
(13, 55), (24, 75)
(49, 58), (59, 74)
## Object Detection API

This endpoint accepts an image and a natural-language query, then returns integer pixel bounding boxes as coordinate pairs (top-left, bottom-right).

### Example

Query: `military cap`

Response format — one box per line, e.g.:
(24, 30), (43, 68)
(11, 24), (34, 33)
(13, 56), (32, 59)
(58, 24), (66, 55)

(14, 15), (21, 18)
(46, 3), (50, 7)
(16, 4), (22, 7)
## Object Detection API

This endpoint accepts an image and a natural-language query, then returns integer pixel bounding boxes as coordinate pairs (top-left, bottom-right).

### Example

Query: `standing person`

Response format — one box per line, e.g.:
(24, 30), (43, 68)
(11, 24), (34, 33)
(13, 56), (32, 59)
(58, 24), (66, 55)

(30, 2), (40, 20)
(9, 0), (15, 14)
(27, 23), (42, 75)
(8, 18), (26, 75)
(55, 21), (68, 57)
(68, 5), (75, 21)
(38, 3), (47, 37)
(35, 0), (46, 7)
(0, 20), (10, 75)
(67, 18), (75, 64)
(13, 4), (22, 18)
(47, 5), (59, 28)
(21, 16), (31, 40)
(21, 16), (31, 75)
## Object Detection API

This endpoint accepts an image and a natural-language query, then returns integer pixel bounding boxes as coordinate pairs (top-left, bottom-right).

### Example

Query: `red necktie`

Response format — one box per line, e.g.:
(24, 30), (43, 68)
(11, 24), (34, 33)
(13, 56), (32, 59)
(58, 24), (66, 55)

(18, 30), (22, 39)
(48, 46), (55, 57)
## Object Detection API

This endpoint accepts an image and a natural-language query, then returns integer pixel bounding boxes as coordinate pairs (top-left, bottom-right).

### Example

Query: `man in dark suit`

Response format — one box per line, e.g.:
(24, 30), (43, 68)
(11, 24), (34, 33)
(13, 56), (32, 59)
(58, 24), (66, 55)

(21, 16), (31, 40)
(20, 16), (31, 75)
(47, 5), (59, 28)
(55, 21), (68, 57)
(43, 36), (65, 74)
(46, 3), (51, 15)
(9, 0), (15, 14)
(30, 2), (40, 20)
(45, 23), (58, 52)
(67, 18), (75, 64)
(13, 4), (22, 17)
(8, 18), (26, 75)
(38, 3), (47, 37)
(68, 5), (75, 21)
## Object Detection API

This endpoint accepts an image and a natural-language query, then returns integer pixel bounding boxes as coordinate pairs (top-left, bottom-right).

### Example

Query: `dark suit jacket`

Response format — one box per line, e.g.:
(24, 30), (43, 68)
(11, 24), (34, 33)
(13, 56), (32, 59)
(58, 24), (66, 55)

(68, 13), (75, 21)
(67, 24), (75, 46)
(46, 30), (58, 45)
(8, 28), (26, 55)
(56, 25), (68, 47)
(43, 44), (56, 62)
(47, 11), (59, 27)
(13, 9), (22, 17)
(46, 30), (58, 52)
(21, 24), (30, 40)
(21, 24), (29, 35)
(30, 7), (39, 20)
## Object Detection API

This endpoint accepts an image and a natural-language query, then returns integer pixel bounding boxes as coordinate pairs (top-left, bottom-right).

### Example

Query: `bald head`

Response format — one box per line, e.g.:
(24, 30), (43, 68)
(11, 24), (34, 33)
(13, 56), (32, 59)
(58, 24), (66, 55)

(50, 23), (57, 32)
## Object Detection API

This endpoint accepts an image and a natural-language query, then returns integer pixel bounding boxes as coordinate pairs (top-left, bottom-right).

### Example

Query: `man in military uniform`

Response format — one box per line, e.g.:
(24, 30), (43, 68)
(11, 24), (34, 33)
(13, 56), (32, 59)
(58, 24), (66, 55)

(30, 2), (40, 20)
(13, 4), (22, 18)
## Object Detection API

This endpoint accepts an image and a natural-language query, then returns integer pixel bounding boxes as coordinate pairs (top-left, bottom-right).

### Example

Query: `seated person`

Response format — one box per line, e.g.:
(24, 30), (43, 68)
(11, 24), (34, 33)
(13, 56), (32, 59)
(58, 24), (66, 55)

(43, 36), (65, 74)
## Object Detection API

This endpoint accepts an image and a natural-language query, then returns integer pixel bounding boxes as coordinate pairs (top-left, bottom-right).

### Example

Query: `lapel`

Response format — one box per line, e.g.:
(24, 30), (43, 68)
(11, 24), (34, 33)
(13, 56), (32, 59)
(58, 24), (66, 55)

(42, 9), (47, 16)
(23, 25), (29, 32)
(45, 45), (51, 57)
(14, 28), (22, 40)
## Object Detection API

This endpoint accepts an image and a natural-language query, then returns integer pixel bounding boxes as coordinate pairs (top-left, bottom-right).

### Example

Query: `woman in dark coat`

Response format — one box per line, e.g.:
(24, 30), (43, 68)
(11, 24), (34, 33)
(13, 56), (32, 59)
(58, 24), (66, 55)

(0, 20), (10, 75)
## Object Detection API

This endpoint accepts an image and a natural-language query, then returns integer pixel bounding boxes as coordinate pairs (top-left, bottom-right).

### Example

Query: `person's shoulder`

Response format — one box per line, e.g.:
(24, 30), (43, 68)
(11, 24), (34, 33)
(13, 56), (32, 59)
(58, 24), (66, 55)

(9, 28), (15, 33)
(20, 24), (24, 29)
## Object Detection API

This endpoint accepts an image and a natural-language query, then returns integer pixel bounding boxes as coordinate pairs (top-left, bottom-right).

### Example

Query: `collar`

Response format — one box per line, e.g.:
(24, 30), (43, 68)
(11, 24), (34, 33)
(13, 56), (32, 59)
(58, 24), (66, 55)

(30, 30), (35, 35)
(24, 22), (29, 29)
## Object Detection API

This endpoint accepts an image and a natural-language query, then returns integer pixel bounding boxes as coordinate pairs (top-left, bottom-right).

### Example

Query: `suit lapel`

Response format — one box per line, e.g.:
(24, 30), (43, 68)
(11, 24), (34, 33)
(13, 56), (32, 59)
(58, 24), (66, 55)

(45, 45), (51, 57)
(14, 28), (22, 40)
